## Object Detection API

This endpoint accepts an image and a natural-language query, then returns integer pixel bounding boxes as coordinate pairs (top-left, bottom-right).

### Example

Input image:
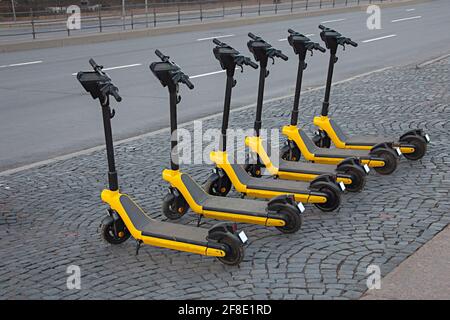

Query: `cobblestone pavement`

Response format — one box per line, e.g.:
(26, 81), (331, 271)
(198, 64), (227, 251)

(0, 57), (449, 300)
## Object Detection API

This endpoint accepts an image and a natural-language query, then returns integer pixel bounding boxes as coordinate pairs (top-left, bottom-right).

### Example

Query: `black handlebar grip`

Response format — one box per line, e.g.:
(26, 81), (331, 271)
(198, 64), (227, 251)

(318, 25), (326, 30)
(248, 32), (258, 40)
(248, 60), (258, 69)
(347, 39), (358, 47)
(288, 28), (296, 34)
(278, 52), (289, 61)
(213, 38), (222, 46)
(111, 86), (122, 102)
(89, 58), (98, 69)
(183, 76), (194, 90)
(155, 49), (167, 61)
(316, 44), (326, 52)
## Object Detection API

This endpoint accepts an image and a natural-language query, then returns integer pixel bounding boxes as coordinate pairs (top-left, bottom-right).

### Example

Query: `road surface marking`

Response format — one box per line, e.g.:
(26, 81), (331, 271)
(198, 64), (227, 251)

(71, 63), (142, 75)
(197, 34), (234, 41)
(0, 60), (43, 68)
(0, 66), (393, 177)
(190, 70), (226, 79)
(362, 34), (397, 43)
(320, 18), (346, 24)
(406, 8), (416, 12)
(278, 34), (314, 41)
(391, 16), (421, 23)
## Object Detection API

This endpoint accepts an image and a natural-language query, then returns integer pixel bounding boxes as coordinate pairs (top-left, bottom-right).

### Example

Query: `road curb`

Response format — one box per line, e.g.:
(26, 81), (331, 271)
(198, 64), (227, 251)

(0, 66), (393, 177)
(0, 0), (429, 53)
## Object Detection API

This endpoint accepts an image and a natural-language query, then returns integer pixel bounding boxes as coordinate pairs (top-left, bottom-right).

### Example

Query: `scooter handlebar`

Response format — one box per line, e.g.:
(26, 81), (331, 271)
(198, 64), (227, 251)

(248, 32), (259, 40)
(181, 75), (194, 90)
(246, 59), (259, 69)
(155, 49), (169, 62)
(346, 39), (358, 47)
(110, 85), (122, 102)
(89, 58), (103, 73)
(318, 24), (326, 30)
(213, 38), (223, 46)
(288, 28), (296, 34)
(315, 43), (326, 52)
(276, 51), (289, 61)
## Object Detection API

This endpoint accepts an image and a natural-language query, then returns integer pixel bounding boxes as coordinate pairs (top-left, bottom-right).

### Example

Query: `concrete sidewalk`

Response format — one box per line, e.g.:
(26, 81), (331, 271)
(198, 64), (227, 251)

(362, 225), (450, 300)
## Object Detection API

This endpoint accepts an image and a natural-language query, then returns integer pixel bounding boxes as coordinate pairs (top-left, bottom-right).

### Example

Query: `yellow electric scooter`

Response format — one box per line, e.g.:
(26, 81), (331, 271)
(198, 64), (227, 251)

(151, 50), (304, 234)
(205, 35), (343, 212)
(244, 30), (368, 193)
(281, 29), (401, 175)
(312, 25), (429, 161)
(77, 59), (247, 265)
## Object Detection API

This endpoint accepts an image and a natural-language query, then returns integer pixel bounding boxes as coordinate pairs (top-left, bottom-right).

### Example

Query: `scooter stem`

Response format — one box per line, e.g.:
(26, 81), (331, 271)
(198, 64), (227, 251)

(321, 52), (336, 116)
(169, 88), (180, 171)
(254, 65), (267, 137)
(220, 75), (235, 152)
(291, 58), (306, 126)
(100, 97), (119, 191)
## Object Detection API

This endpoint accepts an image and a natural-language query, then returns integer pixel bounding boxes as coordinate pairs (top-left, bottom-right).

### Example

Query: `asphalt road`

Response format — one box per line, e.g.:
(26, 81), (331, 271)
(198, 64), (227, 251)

(0, 0), (449, 171)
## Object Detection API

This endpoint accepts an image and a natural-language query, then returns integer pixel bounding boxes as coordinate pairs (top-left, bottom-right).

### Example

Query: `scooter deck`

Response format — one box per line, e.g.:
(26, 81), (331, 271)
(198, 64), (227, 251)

(230, 163), (314, 193)
(329, 119), (395, 146)
(299, 130), (373, 159)
(278, 158), (337, 174)
(120, 195), (222, 249)
(181, 174), (270, 216)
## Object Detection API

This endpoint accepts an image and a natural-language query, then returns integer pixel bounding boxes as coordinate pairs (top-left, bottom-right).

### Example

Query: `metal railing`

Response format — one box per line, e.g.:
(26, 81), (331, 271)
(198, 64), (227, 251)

(0, 0), (394, 41)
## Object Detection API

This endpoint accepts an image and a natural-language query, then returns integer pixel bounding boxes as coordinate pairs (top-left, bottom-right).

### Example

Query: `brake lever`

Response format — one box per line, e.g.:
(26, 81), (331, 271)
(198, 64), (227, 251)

(270, 56), (275, 65)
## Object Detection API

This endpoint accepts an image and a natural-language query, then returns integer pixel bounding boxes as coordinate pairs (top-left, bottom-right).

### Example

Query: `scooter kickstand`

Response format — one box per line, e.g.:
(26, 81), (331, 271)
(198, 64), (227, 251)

(196, 215), (203, 227)
(135, 240), (143, 256)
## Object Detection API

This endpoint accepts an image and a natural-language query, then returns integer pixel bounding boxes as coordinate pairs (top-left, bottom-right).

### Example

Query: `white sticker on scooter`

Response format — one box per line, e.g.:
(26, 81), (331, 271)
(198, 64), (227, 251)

(395, 147), (402, 156)
(297, 202), (305, 213)
(238, 231), (248, 244)
(425, 134), (430, 143)
(339, 181), (346, 191)
(363, 164), (370, 174)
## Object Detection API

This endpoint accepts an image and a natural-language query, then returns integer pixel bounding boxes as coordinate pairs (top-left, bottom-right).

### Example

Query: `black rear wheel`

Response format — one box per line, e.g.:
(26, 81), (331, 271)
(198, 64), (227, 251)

(373, 148), (398, 175)
(101, 217), (131, 244)
(401, 135), (427, 161)
(342, 166), (366, 193)
(162, 192), (189, 220)
(314, 184), (341, 212)
(275, 206), (303, 234)
(217, 236), (244, 266)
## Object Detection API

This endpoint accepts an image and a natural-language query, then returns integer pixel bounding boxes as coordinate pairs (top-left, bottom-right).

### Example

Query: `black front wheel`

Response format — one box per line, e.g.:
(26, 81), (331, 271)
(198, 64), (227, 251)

(204, 174), (232, 196)
(101, 217), (131, 245)
(280, 143), (301, 162)
(314, 184), (341, 212)
(275, 205), (303, 234)
(401, 135), (427, 161)
(373, 149), (398, 175)
(217, 236), (245, 266)
(342, 166), (366, 193)
(162, 192), (189, 220)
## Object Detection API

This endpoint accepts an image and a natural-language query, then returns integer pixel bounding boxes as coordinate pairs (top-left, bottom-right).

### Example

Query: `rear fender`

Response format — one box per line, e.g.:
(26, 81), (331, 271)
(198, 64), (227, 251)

(102, 215), (114, 226)
(268, 194), (297, 209)
(370, 142), (394, 153)
(336, 158), (366, 176)
(311, 174), (336, 185)
(337, 157), (361, 169)
(400, 129), (424, 141)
